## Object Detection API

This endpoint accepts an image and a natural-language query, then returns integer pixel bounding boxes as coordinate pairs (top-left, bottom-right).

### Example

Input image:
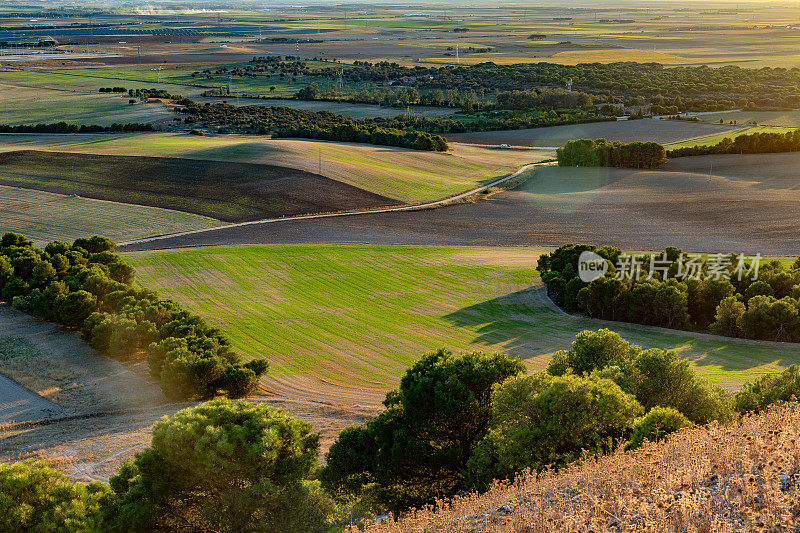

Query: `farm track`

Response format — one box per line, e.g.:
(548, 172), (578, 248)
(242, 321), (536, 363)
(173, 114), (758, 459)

(122, 152), (800, 256)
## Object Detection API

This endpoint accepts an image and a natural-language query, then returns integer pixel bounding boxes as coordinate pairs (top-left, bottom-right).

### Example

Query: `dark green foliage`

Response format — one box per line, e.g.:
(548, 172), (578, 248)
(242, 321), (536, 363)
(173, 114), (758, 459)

(0, 233), (268, 401)
(551, 329), (732, 424)
(0, 460), (110, 532)
(626, 349), (733, 424)
(557, 138), (667, 169)
(104, 400), (330, 533)
(540, 243), (800, 343)
(735, 365), (800, 413)
(667, 129), (800, 158)
(625, 407), (692, 450)
(0, 122), (152, 134)
(320, 349), (524, 511)
(466, 373), (642, 491)
(178, 102), (448, 151)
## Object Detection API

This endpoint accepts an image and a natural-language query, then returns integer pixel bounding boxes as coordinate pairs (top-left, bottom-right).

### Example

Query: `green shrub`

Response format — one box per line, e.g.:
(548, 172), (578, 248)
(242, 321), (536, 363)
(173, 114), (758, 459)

(0, 460), (110, 532)
(105, 399), (329, 533)
(466, 373), (642, 491)
(320, 349), (524, 511)
(547, 328), (639, 376)
(735, 365), (800, 413)
(625, 406), (692, 450)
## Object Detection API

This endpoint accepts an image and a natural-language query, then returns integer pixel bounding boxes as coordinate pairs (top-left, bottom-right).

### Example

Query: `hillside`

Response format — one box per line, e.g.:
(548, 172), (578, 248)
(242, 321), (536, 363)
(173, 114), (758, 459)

(0, 149), (400, 222)
(366, 403), (800, 532)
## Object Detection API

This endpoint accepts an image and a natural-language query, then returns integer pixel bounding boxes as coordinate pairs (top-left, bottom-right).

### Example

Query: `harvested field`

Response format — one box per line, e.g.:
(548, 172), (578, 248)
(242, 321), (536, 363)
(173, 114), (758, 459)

(123, 153), (800, 256)
(126, 244), (799, 411)
(446, 118), (741, 147)
(0, 134), (548, 203)
(0, 184), (220, 245)
(0, 150), (400, 222)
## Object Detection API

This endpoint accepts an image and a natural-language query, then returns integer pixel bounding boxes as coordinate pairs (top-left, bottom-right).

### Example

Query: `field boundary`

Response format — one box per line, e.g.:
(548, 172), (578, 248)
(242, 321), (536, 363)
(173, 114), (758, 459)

(117, 161), (546, 247)
(662, 125), (751, 146)
(540, 286), (800, 349)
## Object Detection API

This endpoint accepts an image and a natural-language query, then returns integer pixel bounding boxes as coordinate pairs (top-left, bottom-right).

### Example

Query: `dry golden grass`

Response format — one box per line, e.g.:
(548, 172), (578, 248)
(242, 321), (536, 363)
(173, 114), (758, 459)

(365, 403), (800, 532)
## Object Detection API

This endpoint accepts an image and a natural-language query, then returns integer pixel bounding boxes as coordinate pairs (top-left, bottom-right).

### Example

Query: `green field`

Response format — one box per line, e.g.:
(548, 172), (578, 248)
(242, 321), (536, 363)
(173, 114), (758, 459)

(697, 110), (800, 128)
(0, 133), (546, 203)
(0, 184), (220, 245)
(664, 125), (793, 149)
(126, 245), (799, 406)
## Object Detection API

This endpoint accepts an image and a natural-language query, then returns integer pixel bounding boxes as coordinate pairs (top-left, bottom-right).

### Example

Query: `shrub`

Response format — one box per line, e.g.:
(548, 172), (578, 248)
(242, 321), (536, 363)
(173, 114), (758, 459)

(105, 400), (330, 533)
(466, 373), (642, 491)
(0, 460), (110, 532)
(320, 349), (524, 511)
(547, 328), (639, 376)
(735, 365), (800, 413)
(625, 406), (692, 450)
(627, 348), (733, 424)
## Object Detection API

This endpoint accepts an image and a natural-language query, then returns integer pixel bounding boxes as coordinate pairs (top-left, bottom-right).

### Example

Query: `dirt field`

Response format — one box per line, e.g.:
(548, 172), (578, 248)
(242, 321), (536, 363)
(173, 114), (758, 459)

(122, 153), (800, 256)
(446, 119), (742, 147)
(0, 150), (400, 222)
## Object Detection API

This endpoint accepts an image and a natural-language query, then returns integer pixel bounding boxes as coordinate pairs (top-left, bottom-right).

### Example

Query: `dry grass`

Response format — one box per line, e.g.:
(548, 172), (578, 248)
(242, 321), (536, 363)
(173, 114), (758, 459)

(365, 403), (800, 532)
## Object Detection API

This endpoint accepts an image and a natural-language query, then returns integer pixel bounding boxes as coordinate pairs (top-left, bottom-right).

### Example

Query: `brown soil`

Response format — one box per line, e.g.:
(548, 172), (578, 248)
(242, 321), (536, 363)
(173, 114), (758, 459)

(0, 150), (401, 223)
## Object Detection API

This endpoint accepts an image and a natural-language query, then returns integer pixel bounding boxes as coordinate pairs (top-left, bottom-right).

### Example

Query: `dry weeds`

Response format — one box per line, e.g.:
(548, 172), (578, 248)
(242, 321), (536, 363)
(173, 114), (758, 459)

(365, 403), (800, 532)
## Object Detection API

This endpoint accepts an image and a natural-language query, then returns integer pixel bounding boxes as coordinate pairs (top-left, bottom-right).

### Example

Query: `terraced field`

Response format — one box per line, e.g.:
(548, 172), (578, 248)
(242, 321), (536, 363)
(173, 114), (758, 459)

(126, 245), (799, 408)
(0, 184), (220, 245)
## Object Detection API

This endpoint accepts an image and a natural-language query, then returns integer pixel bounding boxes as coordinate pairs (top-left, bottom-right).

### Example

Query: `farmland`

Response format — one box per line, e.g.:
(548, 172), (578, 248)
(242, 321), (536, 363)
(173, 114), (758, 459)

(4, 1), (800, 527)
(0, 133), (548, 202)
(126, 244), (800, 408)
(445, 119), (741, 147)
(122, 154), (800, 257)
(0, 149), (398, 221)
(0, 184), (220, 245)
(664, 125), (793, 150)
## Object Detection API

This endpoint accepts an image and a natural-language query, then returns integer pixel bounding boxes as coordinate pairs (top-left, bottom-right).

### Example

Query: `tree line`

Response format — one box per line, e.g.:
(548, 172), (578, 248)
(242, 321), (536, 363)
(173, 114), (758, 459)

(178, 102), (448, 151)
(276, 123), (448, 152)
(5, 327), (800, 530)
(0, 233), (268, 400)
(0, 122), (153, 133)
(667, 129), (800, 157)
(309, 61), (800, 110)
(557, 138), (667, 169)
(539, 243), (800, 342)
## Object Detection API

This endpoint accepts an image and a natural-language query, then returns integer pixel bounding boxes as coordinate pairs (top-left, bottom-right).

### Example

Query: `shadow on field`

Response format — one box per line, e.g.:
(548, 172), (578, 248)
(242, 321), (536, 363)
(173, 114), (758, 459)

(443, 287), (570, 359)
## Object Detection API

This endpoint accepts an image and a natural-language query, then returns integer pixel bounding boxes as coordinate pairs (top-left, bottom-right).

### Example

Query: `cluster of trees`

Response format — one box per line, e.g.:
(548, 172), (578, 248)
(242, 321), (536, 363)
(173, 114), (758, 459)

(0, 233), (267, 400)
(178, 102), (448, 151)
(1, 400), (331, 532)
(0, 122), (153, 133)
(494, 88), (594, 111)
(128, 88), (182, 100)
(557, 138), (667, 168)
(98, 87), (126, 93)
(540, 243), (800, 342)
(318, 327), (799, 515)
(667, 129), (800, 158)
(5, 333), (800, 529)
(276, 123), (448, 151)
(310, 61), (800, 110)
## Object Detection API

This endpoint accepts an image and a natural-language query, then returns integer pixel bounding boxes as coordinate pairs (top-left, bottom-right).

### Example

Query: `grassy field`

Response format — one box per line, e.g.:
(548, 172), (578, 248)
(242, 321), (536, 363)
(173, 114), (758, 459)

(126, 245), (800, 407)
(0, 184), (221, 245)
(664, 125), (793, 149)
(0, 150), (396, 222)
(0, 133), (547, 203)
(696, 110), (800, 128)
(0, 83), (173, 126)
